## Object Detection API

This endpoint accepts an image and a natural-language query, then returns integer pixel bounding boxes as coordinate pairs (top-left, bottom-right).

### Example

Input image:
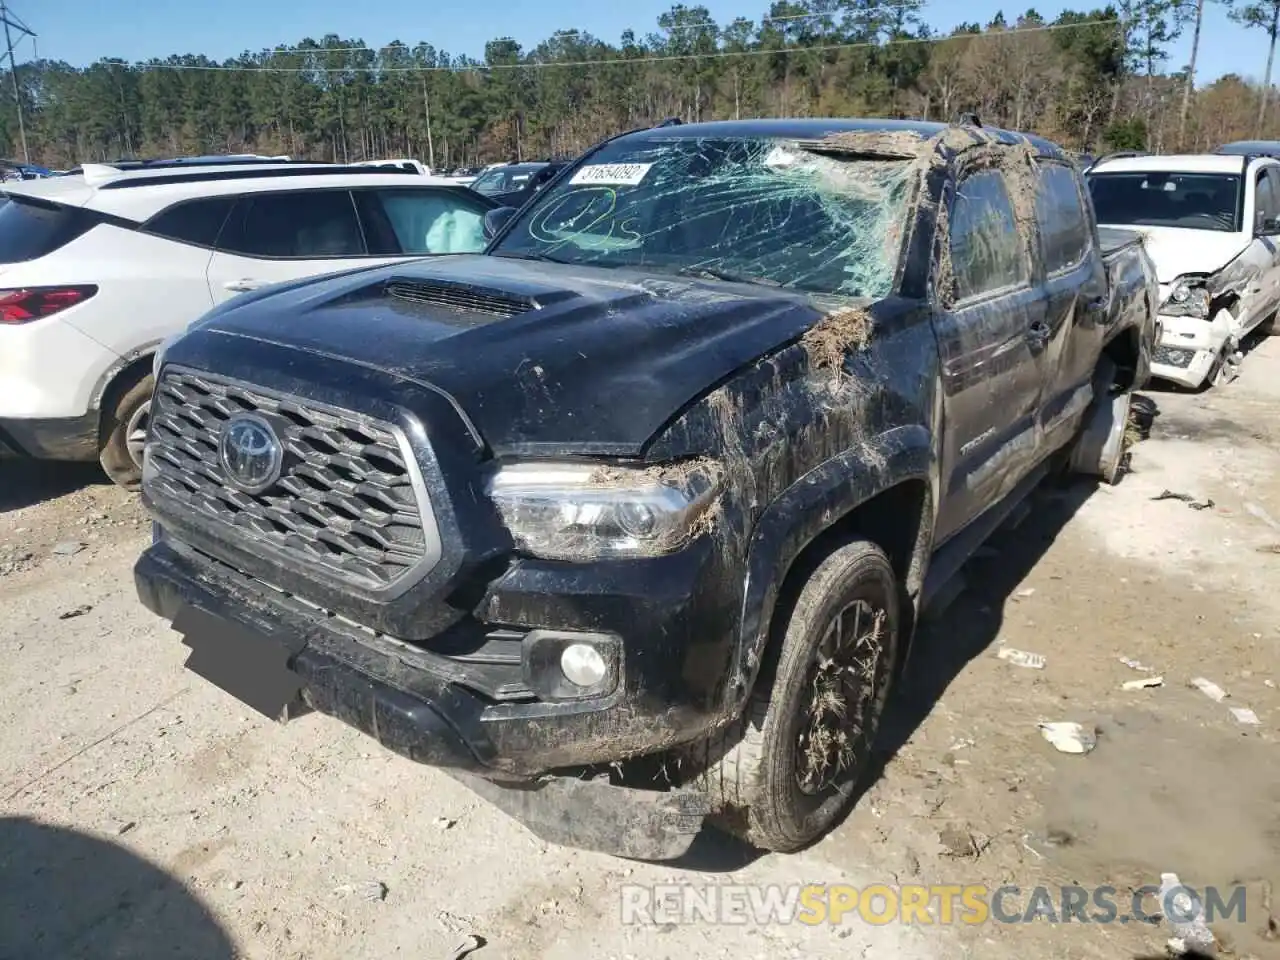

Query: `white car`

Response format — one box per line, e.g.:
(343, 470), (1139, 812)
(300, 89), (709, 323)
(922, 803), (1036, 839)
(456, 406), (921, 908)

(353, 158), (431, 176)
(1087, 153), (1280, 388)
(0, 159), (495, 486)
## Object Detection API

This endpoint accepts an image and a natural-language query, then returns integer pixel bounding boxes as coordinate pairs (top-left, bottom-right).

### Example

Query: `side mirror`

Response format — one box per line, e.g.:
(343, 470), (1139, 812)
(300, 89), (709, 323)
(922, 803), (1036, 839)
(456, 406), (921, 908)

(483, 206), (518, 241)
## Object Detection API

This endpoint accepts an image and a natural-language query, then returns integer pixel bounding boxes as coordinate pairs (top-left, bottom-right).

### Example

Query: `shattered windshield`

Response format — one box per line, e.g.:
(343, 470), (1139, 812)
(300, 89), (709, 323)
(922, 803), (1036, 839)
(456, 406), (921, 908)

(1087, 172), (1242, 232)
(491, 136), (913, 298)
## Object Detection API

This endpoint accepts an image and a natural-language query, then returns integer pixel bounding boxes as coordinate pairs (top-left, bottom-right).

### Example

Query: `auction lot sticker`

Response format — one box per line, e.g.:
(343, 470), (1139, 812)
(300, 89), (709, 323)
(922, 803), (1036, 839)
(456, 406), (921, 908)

(570, 163), (654, 186)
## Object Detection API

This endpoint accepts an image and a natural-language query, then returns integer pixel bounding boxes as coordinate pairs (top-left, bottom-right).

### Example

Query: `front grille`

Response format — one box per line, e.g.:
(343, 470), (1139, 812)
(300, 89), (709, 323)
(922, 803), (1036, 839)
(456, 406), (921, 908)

(146, 369), (432, 593)
(385, 279), (534, 318)
(1154, 344), (1196, 369)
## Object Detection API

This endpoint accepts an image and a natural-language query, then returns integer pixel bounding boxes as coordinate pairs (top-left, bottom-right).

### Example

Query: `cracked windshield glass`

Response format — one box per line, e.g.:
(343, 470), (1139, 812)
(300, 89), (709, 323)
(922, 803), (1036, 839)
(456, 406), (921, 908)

(492, 136), (912, 298)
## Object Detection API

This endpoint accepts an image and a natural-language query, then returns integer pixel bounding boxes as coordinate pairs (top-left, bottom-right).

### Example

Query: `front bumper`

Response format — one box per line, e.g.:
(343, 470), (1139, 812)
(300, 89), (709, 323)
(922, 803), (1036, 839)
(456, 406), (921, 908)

(1148, 312), (1229, 388)
(0, 412), (99, 461)
(135, 538), (723, 856)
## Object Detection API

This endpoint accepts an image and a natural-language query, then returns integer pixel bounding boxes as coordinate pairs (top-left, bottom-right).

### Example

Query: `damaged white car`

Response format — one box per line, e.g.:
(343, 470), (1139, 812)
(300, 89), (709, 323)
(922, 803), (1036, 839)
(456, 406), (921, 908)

(1087, 153), (1280, 388)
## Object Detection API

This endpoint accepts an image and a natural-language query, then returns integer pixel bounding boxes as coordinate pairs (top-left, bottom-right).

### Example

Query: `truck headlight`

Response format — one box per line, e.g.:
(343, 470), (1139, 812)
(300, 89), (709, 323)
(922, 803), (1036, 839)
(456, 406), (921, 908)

(487, 459), (722, 561)
(1161, 279), (1210, 319)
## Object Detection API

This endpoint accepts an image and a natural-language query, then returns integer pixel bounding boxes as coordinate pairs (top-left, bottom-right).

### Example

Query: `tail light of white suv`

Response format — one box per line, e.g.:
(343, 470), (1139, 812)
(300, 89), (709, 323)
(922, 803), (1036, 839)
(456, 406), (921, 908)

(0, 284), (98, 324)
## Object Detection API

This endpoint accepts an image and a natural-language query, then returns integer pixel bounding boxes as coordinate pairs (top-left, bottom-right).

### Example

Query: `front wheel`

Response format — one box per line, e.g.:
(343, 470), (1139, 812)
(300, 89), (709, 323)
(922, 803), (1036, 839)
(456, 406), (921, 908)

(705, 541), (900, 852)
(98, 374), (154, 489)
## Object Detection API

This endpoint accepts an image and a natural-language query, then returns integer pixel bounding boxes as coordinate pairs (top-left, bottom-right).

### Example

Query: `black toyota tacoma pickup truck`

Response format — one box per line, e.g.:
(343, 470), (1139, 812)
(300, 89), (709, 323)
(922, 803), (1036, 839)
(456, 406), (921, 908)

(135, 119), (1158, 859)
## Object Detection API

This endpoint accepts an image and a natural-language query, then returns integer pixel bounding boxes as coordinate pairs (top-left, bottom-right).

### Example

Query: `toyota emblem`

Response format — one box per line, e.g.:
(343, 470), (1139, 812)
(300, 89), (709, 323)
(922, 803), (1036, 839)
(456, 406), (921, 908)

(219, 414), (283, 494)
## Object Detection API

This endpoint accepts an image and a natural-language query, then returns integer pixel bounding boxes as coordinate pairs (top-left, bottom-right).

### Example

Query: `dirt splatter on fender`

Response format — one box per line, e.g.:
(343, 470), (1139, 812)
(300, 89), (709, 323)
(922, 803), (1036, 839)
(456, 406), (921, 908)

(802, 305), (874, 374)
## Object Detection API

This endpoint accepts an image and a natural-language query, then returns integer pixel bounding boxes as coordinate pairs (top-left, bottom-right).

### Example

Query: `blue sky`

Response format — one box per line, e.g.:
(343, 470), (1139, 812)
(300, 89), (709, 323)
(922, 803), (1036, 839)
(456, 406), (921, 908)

(19, 0), (1267, 88)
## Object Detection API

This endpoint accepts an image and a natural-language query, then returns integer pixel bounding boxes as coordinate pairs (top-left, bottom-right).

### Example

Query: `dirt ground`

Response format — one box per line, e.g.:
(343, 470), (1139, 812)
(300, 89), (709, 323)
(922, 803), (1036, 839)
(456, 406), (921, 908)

(3, 339), (1280, 960)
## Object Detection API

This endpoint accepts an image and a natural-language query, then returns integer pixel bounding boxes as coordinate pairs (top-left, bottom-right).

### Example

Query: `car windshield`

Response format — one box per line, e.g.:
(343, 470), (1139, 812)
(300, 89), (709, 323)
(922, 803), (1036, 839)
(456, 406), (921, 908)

(1087, 171), (1241, 232)
(490, 136), (913, 298)
(472, 165), (545, 196)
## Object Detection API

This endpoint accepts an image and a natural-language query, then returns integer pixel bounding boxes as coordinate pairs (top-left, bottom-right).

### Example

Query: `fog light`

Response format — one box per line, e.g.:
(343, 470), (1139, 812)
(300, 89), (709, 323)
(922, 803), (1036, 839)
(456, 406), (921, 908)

(561, 643), (607, 687)
(523, 629), (620, 701)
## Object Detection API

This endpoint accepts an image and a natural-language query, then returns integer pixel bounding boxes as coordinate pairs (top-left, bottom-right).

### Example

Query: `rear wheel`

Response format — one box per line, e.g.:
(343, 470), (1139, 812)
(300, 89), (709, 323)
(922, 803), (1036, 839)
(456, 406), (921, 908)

(98, 374), (154, 489)
(1069, 358), (1132, 485)
(702, 541), (899, 852)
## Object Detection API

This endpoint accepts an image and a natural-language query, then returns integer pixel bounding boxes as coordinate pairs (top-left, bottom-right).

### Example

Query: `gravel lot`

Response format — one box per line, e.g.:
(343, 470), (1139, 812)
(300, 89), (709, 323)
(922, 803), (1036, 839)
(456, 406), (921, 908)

(3, 339), (1280, 960)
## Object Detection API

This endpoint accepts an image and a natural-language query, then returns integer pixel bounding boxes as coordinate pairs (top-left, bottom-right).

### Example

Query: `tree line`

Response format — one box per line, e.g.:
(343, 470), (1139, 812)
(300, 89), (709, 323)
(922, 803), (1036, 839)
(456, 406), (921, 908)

(9, 0), (1280, 170)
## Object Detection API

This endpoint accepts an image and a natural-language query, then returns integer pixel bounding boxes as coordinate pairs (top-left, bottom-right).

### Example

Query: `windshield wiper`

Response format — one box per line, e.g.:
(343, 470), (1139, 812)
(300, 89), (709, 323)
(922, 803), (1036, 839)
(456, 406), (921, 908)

(675, 266), (783, 288)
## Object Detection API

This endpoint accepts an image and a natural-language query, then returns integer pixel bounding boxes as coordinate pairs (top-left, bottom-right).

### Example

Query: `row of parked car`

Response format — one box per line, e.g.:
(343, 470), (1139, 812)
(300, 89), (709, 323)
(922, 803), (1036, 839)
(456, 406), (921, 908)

(4, 115), (1174, 861)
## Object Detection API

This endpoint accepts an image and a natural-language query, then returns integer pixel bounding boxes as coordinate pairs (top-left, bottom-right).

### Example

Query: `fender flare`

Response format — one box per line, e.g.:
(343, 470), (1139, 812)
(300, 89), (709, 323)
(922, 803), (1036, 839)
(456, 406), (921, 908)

(727, 423), (934, 709)
(89, 339), (165, 413)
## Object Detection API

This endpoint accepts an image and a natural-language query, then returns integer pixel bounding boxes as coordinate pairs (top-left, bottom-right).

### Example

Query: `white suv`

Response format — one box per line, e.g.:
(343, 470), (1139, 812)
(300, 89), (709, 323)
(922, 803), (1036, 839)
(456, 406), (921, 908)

(1087, 152), (1280, 388)
(0, 159), (495, 486)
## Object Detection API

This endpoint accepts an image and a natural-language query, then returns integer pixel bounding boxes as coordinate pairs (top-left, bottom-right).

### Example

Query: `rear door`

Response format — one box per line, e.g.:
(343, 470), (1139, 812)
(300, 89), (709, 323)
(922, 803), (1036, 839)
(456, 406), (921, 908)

(205, 189), (375, 304)
(205, 186), (493, 305)
(1033, 159), (1109, 453)
(933, 164), (1050, 544)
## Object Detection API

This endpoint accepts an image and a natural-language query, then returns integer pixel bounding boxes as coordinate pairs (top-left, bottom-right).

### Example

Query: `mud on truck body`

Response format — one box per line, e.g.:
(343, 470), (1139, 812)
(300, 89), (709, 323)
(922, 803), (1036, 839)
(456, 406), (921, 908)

(134, 119), (1158, 860)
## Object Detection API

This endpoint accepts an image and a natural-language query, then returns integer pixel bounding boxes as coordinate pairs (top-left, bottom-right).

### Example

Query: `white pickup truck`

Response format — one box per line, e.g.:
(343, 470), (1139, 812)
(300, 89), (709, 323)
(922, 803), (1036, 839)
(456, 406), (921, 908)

(1087, 153), (1280, 388)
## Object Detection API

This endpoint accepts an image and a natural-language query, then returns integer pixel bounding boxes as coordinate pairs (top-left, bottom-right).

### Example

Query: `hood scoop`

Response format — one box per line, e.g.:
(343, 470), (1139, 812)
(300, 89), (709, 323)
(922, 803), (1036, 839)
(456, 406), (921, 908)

(384, 278), (538, 318)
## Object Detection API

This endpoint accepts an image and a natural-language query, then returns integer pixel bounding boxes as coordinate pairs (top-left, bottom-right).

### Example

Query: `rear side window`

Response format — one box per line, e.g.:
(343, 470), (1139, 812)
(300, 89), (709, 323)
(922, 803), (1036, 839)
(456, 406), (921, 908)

(143, 197), (235, 247)
(1035, 162), (1090, 272)
(948, 169), (1029, 301)
(0, 196), (100, 263)
(218, 190), (366, 259)
(355, 188), (488, 255)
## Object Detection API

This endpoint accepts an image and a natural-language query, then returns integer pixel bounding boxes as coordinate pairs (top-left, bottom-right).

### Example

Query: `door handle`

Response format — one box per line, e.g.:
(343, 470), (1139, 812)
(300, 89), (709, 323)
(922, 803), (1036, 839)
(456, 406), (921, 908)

(223, 278), (266, 293)
(1027, 320), (1051, 344)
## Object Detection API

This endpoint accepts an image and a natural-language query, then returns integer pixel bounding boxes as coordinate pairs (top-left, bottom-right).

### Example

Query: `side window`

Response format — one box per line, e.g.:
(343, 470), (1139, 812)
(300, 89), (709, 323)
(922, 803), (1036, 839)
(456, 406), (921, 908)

(1267, 167), (1280, 210)
(948, 169), (1029, 302)
(1254, 169), (1278, 230)
(218, 190), (365, 259)
(142, 197), (235, 247)
(354, 189), (489, 255)
(1034, 162), (1090, 273)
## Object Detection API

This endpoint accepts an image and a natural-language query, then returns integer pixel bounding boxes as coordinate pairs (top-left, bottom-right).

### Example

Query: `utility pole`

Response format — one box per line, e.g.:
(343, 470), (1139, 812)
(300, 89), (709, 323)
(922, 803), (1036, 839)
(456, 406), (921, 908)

(0, 0), (33, 164)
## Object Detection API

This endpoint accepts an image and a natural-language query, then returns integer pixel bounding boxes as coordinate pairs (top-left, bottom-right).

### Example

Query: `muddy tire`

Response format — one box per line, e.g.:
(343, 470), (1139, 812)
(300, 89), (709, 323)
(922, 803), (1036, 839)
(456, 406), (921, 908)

(702, 541), (899, 852)
(98, 373), (154, 490)
(1259, 312), (1277, 337)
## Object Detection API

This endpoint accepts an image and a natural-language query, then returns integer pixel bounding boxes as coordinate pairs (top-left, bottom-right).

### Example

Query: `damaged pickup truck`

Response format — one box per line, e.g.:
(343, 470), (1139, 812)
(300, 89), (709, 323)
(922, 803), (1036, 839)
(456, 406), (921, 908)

(134, 119), (1158, 859)
(1088, 152), (1280, 388)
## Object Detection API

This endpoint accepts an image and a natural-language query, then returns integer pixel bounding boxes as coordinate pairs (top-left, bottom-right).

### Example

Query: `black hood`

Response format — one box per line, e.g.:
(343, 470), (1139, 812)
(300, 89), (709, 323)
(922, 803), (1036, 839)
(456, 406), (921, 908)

(180, 255), (828, 457)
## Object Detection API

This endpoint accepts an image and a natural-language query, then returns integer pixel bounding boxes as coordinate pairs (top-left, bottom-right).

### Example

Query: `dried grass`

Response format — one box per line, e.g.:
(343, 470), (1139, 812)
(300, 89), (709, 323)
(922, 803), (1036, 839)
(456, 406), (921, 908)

(801, 306), (873, 374)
